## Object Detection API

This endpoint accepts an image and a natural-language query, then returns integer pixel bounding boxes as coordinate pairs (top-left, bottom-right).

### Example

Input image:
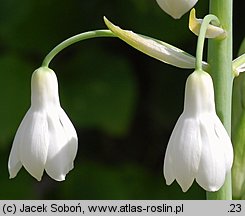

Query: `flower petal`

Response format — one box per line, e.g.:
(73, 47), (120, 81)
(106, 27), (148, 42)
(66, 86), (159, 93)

(31, 67), (60, 108)
(156, 0), (198, 19)
(58, 108), (78, 143)
(18, 108), (49, 181)
(45, 108), (78, 181)
(164, 114), (201, 192)
(8, 120), (24, 178)
(196, 115), (227, 191)
(214, 116), (233, 170)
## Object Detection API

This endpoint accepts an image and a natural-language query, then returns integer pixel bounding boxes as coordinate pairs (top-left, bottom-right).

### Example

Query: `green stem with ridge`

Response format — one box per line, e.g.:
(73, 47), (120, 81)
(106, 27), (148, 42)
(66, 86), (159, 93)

(42, 30), (115, 67)
(207, 0), (233, 200)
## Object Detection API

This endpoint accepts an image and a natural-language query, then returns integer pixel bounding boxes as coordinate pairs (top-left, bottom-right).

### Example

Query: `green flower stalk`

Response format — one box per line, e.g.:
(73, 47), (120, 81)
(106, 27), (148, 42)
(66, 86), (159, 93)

(42, 30), (114, 67)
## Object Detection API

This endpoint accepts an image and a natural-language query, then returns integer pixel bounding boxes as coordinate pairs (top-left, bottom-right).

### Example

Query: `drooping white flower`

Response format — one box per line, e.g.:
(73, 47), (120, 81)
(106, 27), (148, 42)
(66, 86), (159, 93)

(8, 67), (78, 181)
(164, 70), (233, 192)
(156, 0), (198, 19)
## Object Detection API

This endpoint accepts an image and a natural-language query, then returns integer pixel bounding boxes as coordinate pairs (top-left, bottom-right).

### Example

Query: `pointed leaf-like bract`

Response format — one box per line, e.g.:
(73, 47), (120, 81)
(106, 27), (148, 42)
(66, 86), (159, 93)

(104, 17), (208, 70)
(189, 9), (226, 39)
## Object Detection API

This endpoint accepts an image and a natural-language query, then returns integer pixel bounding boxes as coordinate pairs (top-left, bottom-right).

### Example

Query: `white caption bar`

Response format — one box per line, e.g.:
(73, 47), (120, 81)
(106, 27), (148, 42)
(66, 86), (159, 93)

(0, 201), (244, 216)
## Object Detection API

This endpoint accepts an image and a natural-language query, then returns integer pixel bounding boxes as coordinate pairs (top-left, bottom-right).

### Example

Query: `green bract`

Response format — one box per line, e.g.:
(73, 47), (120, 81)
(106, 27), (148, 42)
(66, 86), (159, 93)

(232, 41), (245, 199)
(104, 17), (209, 70)
(189, 9), (226, 39)
(233, 54), (245, 76)
(232, 106), (245, 199)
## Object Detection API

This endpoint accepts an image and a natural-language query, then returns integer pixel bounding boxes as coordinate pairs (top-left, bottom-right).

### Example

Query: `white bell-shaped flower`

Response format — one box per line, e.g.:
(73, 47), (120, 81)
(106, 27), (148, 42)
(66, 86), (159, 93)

(8, 67), (78, 181)
(164, 70), (233, 192)
(156, 0), (198, 19)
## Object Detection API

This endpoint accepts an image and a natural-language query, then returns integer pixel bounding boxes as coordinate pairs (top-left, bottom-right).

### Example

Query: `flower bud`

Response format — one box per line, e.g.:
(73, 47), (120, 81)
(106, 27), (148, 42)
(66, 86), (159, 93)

(156, 0), (198, 19)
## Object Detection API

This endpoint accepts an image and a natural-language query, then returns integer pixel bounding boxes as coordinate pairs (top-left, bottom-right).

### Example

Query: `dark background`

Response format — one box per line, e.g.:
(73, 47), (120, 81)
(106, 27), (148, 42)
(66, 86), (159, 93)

(0, 0), (243, 199)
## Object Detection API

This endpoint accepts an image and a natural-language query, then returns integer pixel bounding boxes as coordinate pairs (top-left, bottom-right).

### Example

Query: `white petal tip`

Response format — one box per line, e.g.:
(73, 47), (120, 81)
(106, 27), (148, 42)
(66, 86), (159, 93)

(31, 173), (42, 181)
(204, 185), (221, 192)
(9, 174), (16, 179)
(53, 175), (66, 182)
(156, 0), (198, 20)
(164, 169), (175, 186)
(176, 177), (194, 193)
(181, 187), (189, 193)
(165, 181), (172, 186)
(23, 165), (44, 181)
(207, 188), (219, 192)
(9, 169), (19, 179)
(165, 178), (190, 192)
(170, 14), (182, 19)
(179, 183), (191, 193)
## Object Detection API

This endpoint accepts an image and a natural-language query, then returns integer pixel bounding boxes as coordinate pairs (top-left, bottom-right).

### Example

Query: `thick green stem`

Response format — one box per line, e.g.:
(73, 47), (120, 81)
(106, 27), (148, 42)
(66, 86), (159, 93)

(207, 0), (233, 200)
(42, 30), (115, 67)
